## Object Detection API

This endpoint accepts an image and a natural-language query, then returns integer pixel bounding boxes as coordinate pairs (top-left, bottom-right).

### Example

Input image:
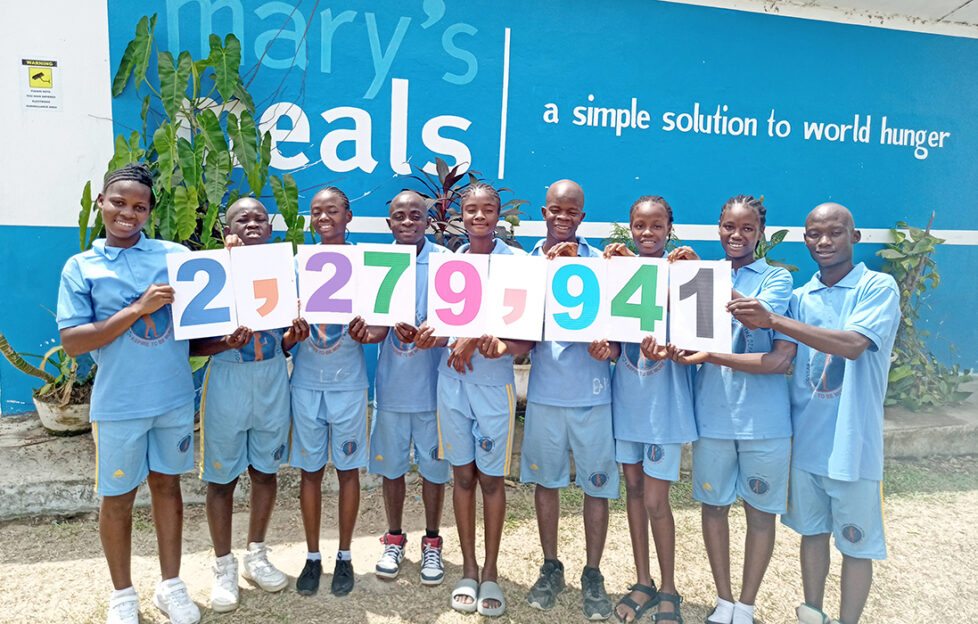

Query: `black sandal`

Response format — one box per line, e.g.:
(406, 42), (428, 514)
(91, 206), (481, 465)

(615, 582), (659, 622)
(653, 592), (683, 623)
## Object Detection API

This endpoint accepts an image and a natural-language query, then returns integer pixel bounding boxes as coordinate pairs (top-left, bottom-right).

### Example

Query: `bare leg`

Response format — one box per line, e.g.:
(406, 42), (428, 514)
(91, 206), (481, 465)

(535, 485), (560, 561)
(382, 475), (405, 532)
(839, 555), (873, 624)
(247, 468), (277, 544)
(147, 471), (184, 580)
(452, 462), (479, 606)
(702, 503), (734, 603)
(206, 478), (237, 557)
(800, 533), (831, 611)
(739, 502), (776, 606)
(100, 488), (138, 589)
(646, 476), (677, 616)
(422, 477), (445, 533)
(583, 494), (609, 569)
(616, 463), (652, 622)
(299, 468), (325, 553)
(336, 468), (360, 551)
(479, 472), (506, 609)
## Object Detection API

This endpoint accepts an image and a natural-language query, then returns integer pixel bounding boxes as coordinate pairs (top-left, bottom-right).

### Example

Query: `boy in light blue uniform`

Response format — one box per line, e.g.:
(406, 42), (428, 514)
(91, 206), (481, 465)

(520, 179), (618, 620)
(57, 164), (199, 624)
(288, 187), (368, 598)
(352, 191), (451, 585)
(729, 203), (900, 624)
(191, 198), (308, 613)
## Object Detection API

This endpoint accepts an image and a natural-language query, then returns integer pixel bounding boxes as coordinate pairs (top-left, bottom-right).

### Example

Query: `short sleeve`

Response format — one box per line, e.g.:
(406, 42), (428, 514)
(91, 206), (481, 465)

(775, 292), (801, 344)
(756, 267), (793, 315)
(843, 276), (901, 352)
(57, 258), (94, 330)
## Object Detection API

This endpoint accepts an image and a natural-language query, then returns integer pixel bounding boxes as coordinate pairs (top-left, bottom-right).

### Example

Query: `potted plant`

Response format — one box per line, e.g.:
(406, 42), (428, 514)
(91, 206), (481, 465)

(0, 333), (95, 435)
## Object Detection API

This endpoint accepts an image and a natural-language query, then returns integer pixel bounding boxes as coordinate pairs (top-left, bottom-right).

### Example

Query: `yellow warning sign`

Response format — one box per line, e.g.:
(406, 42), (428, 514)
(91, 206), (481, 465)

(21, 58), (60, 111)
(29, 68), (52, 88)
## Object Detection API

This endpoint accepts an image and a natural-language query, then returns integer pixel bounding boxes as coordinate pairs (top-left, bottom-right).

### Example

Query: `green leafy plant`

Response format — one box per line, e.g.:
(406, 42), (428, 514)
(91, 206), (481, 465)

(877, 214), (971, 410)
(754, 229), (798, 272)
(411, 157), (527, 250)
(600, 222), (682, 253)
(78, 14), (305, 252)
(0, 334), (94, 407)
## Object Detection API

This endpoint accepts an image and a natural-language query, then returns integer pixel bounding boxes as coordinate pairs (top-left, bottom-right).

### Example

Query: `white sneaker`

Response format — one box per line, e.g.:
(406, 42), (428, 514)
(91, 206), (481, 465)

(153, 578), (201, 624)
(420, 536), (445, 585)
(242, 542), (288, 592)
(210, 553), (239, 612)
(106, 588), (139, 624)
(797, 604), (830, 624)
(375, 532), (407, 579)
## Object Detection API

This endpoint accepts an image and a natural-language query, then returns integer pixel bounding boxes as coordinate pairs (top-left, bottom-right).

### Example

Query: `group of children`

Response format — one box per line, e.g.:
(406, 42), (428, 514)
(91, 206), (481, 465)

(58, 163), (900, 624)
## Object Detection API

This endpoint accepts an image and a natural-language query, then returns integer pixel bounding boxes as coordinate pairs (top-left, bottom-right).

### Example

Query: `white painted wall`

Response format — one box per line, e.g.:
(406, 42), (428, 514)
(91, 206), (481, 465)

(0, 0), (114, 228)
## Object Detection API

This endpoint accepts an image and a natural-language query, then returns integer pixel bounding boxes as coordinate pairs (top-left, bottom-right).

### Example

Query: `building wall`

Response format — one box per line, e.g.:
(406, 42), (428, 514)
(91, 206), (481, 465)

(2, 0), (976, 412)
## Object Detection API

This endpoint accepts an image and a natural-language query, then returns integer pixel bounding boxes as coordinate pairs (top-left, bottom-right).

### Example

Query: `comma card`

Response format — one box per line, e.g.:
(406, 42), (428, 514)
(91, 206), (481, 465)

(668, 260), (732, 353)
(427, 254), (490, 338)
(485, 254), (547, 341)
(229, 242), (297, 331)
(356, 243), (416, 326)
(604, 257), (669, 345)
(544, 257), (610, 343)
(296, 244), (358, 326)
(167, 249), (238, 341)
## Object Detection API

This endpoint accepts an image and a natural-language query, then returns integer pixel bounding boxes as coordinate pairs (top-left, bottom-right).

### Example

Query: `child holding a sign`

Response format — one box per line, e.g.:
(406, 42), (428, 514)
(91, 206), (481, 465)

(521, 179), (619, 621)
(189, 198), (309, 613)
(669, 195), (796, 624)
(289, 187), (369, 597)
(727, 203), (900, 624)
(603, 196), (697, 624)
(57, 163), (200, 624)
(414, 182), (532, 616)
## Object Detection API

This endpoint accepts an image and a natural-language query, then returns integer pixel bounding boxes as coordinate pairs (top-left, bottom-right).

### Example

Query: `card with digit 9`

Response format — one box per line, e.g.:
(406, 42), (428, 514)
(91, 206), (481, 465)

(544, 257), (609, 342)
(427, 254), (489, 338)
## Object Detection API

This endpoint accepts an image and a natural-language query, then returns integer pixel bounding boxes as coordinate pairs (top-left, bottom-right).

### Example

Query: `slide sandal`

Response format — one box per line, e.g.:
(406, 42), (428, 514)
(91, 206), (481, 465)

(477, 581), (507, 617)
(451, 578), (479, 614)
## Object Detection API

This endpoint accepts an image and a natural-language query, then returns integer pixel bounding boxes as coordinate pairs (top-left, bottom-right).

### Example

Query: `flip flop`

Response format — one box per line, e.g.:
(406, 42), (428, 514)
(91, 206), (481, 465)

(451, 578), (479, 613)
(615, 583), (659, 622)
(477, 581), (507, 617)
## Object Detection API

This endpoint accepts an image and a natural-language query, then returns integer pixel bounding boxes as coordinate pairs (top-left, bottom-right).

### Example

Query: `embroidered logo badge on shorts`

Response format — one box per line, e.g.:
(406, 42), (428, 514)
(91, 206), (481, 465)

(478, 437), (495, 453)
(430, 445), (440, 460)
(841, 524), (864, 543)
(589, 472), (609, 488)
(646, 444), (665, 463)
(273, 444), (285, 461)
(341, 440), (358, 456)
(747, 477), (770, 495)
(177, 434), (192, 453)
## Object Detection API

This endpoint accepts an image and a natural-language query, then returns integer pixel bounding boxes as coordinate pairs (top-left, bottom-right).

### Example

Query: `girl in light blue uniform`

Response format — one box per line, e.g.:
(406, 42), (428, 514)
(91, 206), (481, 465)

(605, 196), (697, 624)
(670, 195), (796, 624)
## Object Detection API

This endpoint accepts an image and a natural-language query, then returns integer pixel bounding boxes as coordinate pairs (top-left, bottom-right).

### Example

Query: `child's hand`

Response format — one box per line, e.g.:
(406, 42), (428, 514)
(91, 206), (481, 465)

(667, 246), (700, 263)
(393, 322), (419, 344)
(348, 315), (370, 343)
(285, 318), (310, 343)
(666, 343), (710, 365)
(224, 325), (253, 349)
(587, 339), (614, 361)
(477, 334), (507, 359)
(447, 338), (478, 373)
(545, 241), (579, 259)
(727, 297), (772, 330)
(602, 243), (636, 259)
(640, 335), (669, 361)
(414, 322), (440, 350)
(225, 234), (244, 249)
(133, 284), (175, 316)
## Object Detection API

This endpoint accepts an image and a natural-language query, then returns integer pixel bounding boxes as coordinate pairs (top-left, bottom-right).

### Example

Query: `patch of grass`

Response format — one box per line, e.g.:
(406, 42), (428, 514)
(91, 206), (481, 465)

(883, 454), (978, 497)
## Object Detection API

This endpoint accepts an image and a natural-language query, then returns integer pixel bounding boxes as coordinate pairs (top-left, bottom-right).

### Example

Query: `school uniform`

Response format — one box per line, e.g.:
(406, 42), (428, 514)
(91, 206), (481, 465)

(436, 239), (520, 477)
(780, 263), (900, 559)
(369, 238), (451, 484)
(57, 234), (194, 496)
(692, 259), (794, 513)
(612, 342), (697, 481)
(199, 328), (291, 484)
(520, 237), (619, 498)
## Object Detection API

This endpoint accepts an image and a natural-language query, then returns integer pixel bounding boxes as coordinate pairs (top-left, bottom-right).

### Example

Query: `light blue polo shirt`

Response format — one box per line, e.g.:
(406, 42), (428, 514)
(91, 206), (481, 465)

(290, 323), (368, 391)
(612, 342), (697, 444)
(694, 259), (794, 439)
(56, 234), (194, 421)
(375, 238), (448, 411)
(439, 238), (524, 387)
(786, 263), (900, 482)
(528, 237), (612, 407)
(211, 328), (285, 363)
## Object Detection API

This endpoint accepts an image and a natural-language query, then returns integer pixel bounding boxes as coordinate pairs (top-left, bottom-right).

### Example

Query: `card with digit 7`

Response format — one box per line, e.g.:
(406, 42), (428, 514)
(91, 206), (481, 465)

(356, 243), (416, 326)
(427, 254), (489, 338)
(229, 242), (297, 331)
(486, 254), (547, 341)
(544, 257), (609, 342)
(296, 244), (358, 326)
(668, 260), (732, 353)
(604, 257), (668, 344)
(167, 249), (238, 340)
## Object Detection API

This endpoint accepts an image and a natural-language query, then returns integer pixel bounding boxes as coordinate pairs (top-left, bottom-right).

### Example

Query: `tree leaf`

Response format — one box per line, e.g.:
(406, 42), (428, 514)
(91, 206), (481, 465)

(159, 50), (192, 120)
(197, 109), (228, 153)
(227, 112), (258, 192)
(209, 33), (241, 101)
(172, 186), (199, 242)
(78, 181), (93, 251)
(176, 137), (201, 188)
(203, 150), (231, 207)
(153, 123), (179, 191)
(112, 39), (137, 97)
(132, 14), (157, 90)
(769, 229), (788, 245)
(233, 77), (256, 113)
(435, 157), (449, 185)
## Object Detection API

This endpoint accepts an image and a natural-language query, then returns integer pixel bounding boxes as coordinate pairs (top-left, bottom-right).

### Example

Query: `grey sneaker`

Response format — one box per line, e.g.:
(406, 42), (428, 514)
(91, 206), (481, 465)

(581, 566), (612, 620)
(526, 559), (565, 610)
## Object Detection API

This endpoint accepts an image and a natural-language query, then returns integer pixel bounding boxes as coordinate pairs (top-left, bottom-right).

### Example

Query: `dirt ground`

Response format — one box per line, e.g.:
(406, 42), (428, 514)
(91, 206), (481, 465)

(2, 456), (977, 624)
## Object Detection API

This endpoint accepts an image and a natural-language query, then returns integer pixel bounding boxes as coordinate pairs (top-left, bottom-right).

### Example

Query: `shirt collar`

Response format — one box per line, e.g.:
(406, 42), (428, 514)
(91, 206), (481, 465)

(531, 236), (592, 256)
(457, 238), (510, 254)
(811, 262), (867, 290)
(93, 232), (150, 261)
(737, 258), (769, 274)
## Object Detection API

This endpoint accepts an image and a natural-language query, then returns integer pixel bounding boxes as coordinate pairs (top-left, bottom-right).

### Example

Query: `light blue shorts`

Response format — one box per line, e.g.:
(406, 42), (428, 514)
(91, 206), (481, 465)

(616, 440), (683, 482)
(93, 401), (195, 496)
(435, 375), (516, 478)
(290, 386), (368, 472)
(521, 402), (619, 499)
(369, 408), (451, 484)
(692, 436), (791, 513)
(782, 467), (886, 560)
(199, 358), (291, 484)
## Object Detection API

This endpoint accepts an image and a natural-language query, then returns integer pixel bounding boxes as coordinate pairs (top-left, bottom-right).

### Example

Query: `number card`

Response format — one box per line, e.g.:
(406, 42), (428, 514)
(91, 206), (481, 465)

(668, 260), (732, 353)
(297, 244), (358, 326)
(604, 257), (668, 344)
(356, 243), (416, 326)
(167, 249), (238, 340)
(486, 254), (547, 341)
(545, 257), (609, 342)
(428, 254), (490, 338)
(230, 242), (297, 331)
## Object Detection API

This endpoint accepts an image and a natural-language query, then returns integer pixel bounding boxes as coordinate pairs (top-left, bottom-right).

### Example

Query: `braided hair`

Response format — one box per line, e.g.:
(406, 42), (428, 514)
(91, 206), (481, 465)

(102, 163), (155, 208)
(630, 195), (674, 225)
(720, 194), (766, 228)
(460, 182), (501, 210)
(316, 186), (351, 212)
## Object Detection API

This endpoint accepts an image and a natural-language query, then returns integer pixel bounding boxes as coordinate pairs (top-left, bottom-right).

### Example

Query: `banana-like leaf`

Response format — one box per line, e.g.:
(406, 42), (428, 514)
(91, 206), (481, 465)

(159, 50), (193, 119)
(111, 39), (137, 97)
(227, 112), (259, 192)
(154, 123), (179, 190)
(208, 33), (241, 101)
(270, 174), (299, 226)
(78, 182), (93, 251)
(89, 210), (104, 247)
(172, 186), (199, 242)
(233, 77), (256, 113)
(140, 94), (151, 142)
(157, 192), (176, 241)
(200, 200), (222, 249)
(197, 109), (228, 153)
(203, 150), (230, 207)
(176, 137), (199, 188)
(132, 15), (157, 89)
